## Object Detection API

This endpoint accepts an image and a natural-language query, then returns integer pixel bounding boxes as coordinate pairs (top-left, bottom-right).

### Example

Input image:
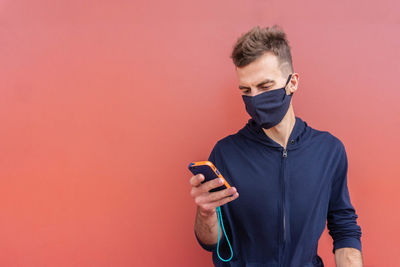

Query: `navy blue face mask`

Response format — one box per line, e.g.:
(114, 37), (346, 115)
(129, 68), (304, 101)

(242, 73), (293, 129)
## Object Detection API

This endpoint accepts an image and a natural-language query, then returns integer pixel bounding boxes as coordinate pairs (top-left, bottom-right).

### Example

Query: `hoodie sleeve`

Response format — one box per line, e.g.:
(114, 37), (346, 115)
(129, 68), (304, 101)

(327, 140), (362, 254)
(194, 142), (227, 253)
(194, 228), (226, 252)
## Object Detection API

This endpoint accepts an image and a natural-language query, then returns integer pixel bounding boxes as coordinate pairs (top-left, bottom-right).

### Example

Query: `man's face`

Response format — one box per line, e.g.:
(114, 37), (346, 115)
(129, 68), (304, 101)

(236, 52), (295, 97)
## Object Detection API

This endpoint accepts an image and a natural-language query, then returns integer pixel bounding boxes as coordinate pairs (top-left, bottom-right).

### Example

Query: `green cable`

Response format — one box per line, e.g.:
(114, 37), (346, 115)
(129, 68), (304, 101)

(216, 206), (233, 262)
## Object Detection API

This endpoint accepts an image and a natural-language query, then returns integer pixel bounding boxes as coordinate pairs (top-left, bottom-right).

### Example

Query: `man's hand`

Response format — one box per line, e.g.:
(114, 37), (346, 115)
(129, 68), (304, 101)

(190, 174), (239, 217)
(190, 174), (239, 245)
(334, 247), (363, 267)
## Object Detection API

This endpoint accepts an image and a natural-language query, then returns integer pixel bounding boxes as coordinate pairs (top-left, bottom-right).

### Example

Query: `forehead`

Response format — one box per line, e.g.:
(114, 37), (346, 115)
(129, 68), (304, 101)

(236, 52), (282, 85)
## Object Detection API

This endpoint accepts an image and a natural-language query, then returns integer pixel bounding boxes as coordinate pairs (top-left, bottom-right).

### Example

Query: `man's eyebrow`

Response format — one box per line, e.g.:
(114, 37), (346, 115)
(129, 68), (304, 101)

(238, 79), (275, 89)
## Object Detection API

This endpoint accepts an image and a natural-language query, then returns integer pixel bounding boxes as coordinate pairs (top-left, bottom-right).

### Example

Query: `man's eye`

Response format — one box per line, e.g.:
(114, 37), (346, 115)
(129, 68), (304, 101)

(262, 86), (270, 90)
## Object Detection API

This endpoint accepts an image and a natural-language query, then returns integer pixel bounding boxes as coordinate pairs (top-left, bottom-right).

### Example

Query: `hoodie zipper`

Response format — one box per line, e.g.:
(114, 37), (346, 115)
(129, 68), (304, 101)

(281, 147), (287, 265)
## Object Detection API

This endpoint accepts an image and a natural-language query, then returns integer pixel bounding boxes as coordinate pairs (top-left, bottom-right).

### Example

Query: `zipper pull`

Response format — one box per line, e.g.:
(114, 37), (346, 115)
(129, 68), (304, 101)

(282, 148), (287, 157)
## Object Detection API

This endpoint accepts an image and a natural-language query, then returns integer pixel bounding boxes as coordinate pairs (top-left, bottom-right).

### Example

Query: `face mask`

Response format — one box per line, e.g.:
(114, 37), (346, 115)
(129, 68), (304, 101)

(242, 74), (293, 129)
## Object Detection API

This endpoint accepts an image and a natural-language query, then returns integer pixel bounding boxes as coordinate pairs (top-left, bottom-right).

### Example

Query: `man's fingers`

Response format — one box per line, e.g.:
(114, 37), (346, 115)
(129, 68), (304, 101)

(190, 175), (239, 210)
(190, 174), (204, 187)
(202, 177), (225, 192)
(209, 192), (239, 210)
(197, 189), (239, 209)
(208, 187), (237, 202)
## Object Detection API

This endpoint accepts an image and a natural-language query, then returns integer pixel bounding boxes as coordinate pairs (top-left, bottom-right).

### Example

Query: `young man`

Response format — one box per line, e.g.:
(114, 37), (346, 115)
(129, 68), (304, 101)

(189, 25), (363, 266)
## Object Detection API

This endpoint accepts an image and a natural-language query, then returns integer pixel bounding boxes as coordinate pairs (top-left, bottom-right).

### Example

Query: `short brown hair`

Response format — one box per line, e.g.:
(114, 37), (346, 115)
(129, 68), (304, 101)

(230, 25), (294, 77)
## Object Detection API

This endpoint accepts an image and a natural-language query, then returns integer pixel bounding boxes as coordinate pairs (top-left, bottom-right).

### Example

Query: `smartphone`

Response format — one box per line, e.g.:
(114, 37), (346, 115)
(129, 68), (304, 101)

(188, 161), (231, 193)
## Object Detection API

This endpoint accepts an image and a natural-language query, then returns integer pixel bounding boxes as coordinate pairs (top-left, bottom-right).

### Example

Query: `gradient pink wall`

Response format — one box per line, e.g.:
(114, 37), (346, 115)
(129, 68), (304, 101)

(0, 0), (399, 266)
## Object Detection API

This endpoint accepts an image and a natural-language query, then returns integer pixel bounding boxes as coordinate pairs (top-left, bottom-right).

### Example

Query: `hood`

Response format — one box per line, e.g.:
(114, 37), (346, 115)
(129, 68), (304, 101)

(237, 116), (312, 150)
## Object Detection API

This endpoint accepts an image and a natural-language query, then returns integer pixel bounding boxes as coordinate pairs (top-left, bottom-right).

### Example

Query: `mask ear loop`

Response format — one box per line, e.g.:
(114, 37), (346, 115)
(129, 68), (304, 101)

(216, 206), (233, 262)
(285, 73), (294, 96)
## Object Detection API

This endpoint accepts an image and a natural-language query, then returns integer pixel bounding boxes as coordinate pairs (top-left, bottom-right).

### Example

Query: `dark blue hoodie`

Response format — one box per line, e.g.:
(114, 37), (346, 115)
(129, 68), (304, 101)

(195, 116), (362, 267)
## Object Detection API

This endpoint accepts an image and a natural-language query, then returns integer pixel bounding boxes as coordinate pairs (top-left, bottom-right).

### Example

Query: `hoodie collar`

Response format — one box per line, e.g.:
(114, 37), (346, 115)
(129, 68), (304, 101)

(237, 116), (311, 150)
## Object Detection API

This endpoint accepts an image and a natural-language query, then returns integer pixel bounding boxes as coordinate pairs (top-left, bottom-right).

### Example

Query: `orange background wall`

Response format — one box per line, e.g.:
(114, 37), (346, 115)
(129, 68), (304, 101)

(0, 0), (399, 266)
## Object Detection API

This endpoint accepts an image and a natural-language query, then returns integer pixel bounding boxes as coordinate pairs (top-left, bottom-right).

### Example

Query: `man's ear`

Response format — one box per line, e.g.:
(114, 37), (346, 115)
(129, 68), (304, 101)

(288, 73), (299, 94)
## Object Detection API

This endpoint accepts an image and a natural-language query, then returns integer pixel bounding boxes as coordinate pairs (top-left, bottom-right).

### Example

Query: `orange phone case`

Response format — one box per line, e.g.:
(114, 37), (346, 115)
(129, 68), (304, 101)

(188, 161), (231, 192)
